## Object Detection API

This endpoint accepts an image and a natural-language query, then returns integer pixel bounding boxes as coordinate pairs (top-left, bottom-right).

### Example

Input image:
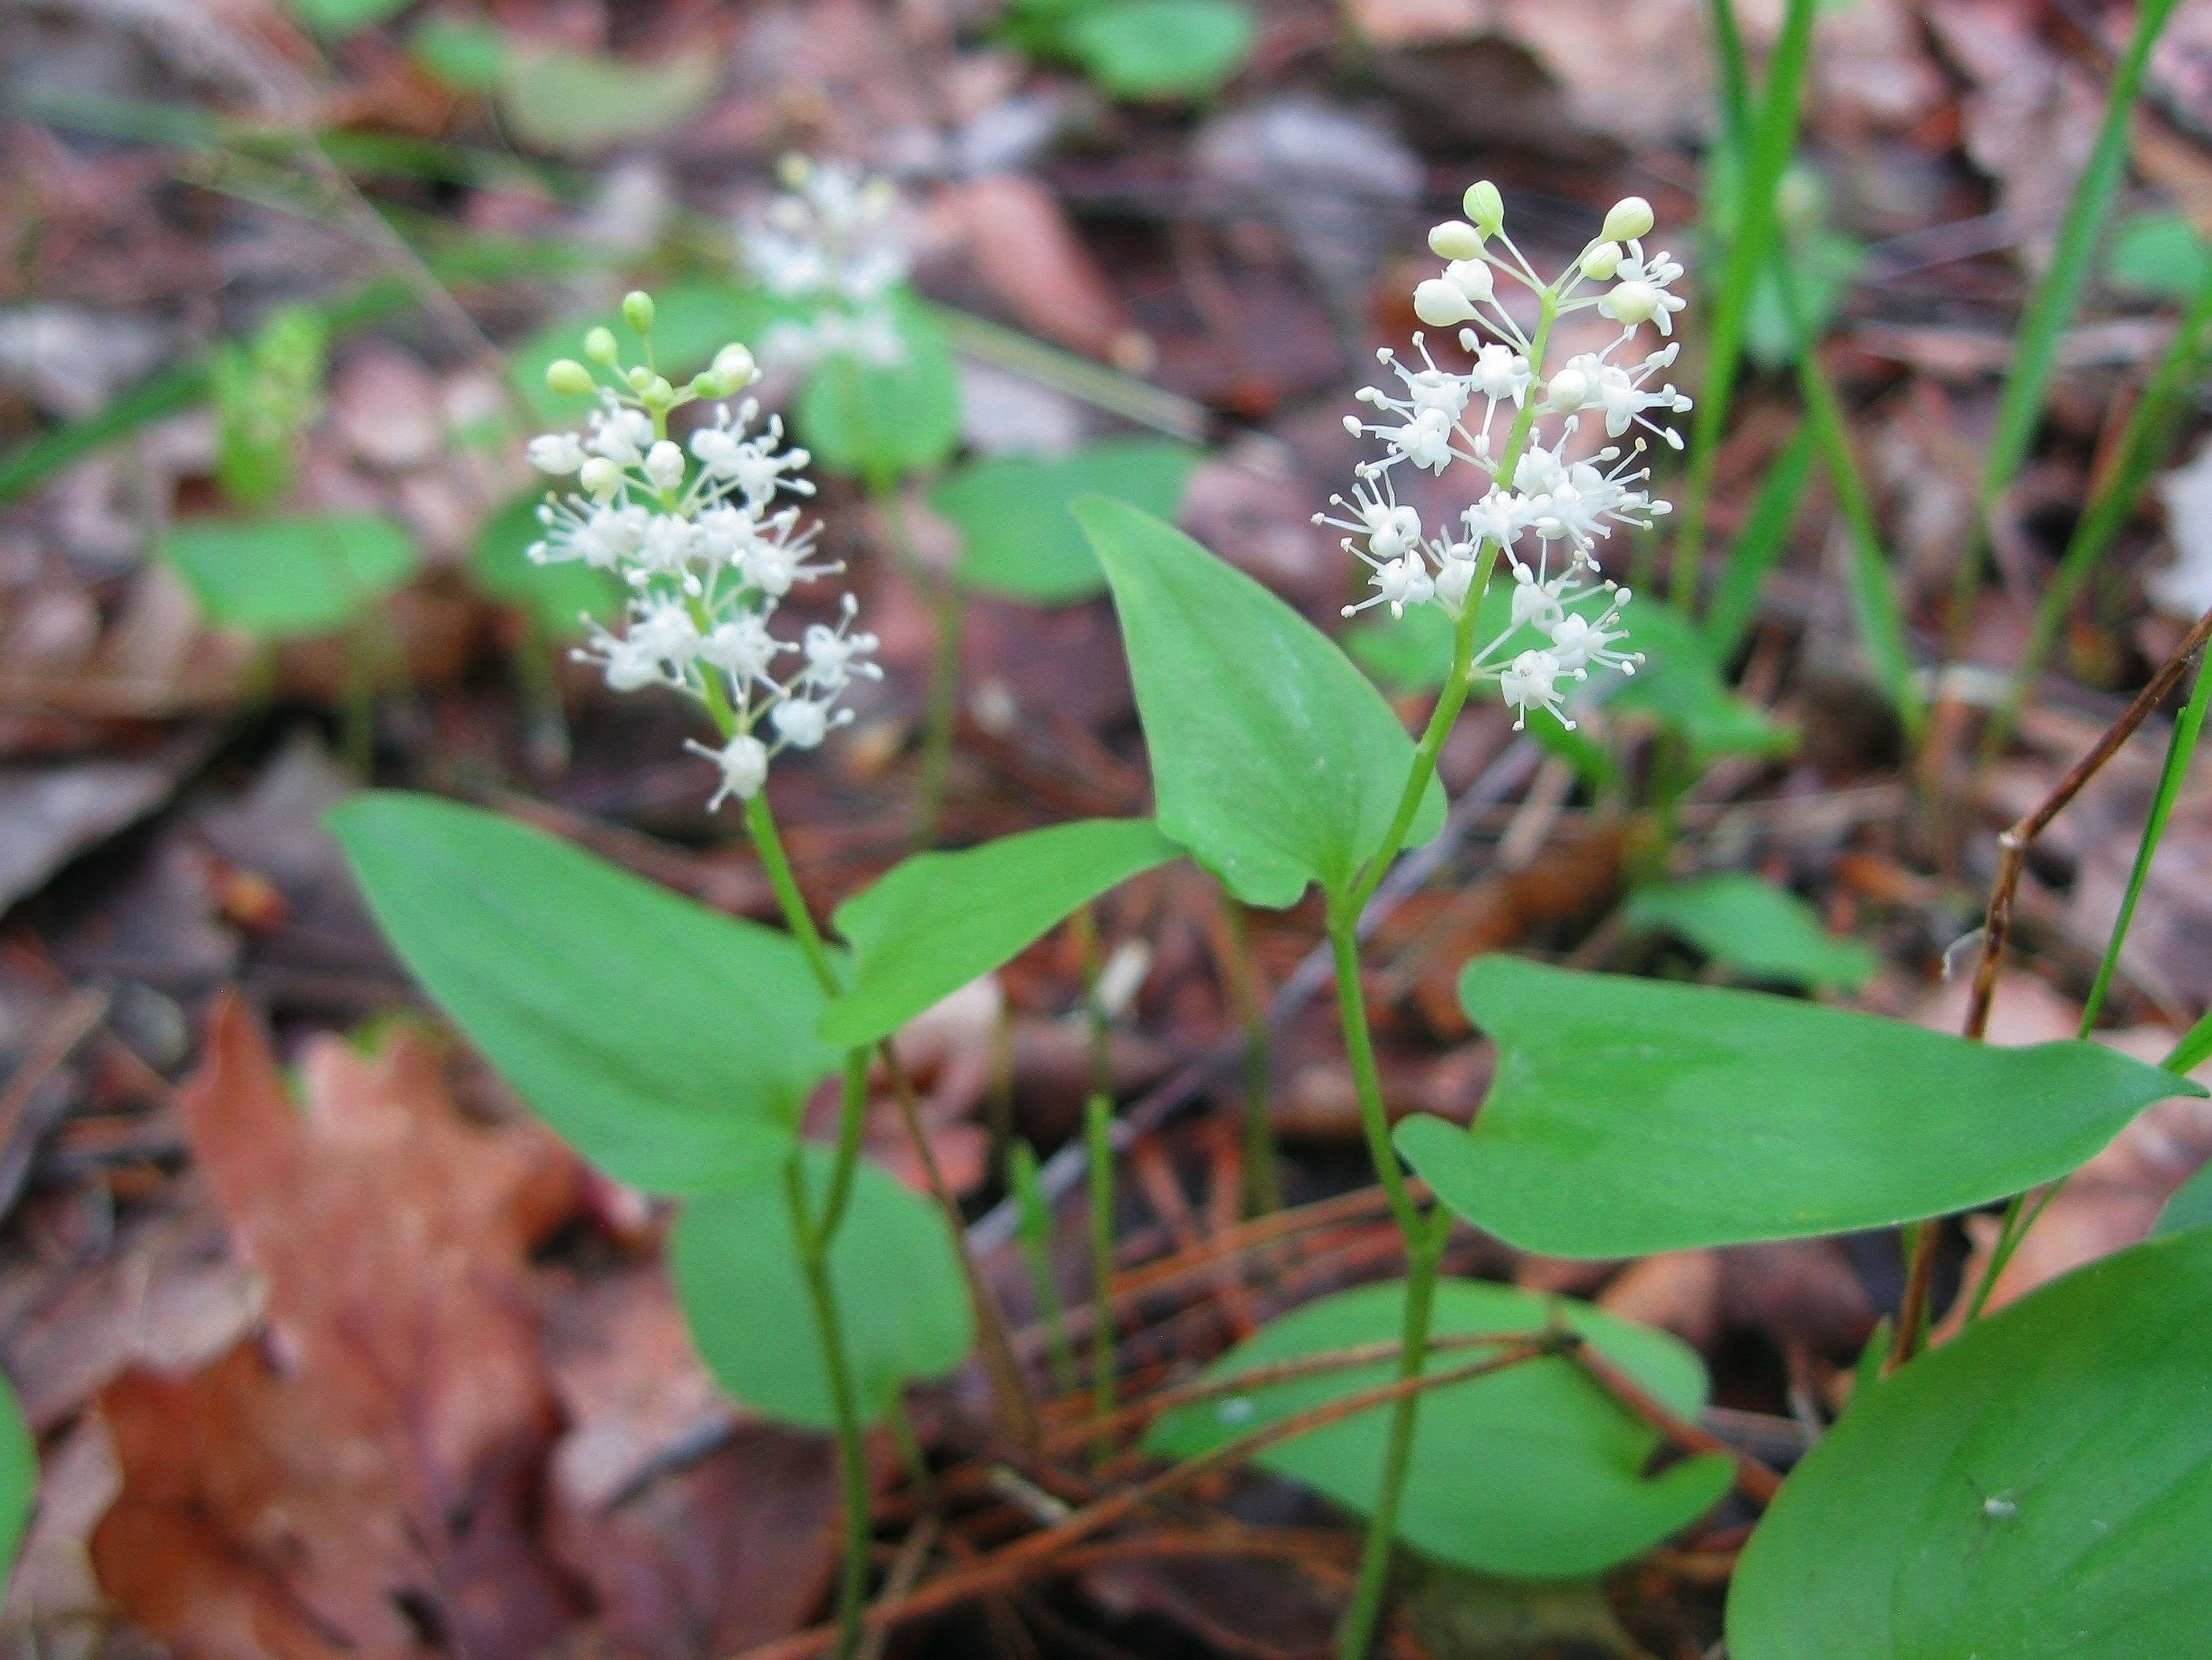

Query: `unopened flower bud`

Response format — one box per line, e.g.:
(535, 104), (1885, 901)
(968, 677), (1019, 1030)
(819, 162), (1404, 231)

(644, 440), (686, 491)
(545, 358), (595, 396)
(1428, 220), (1485, 261)
(625, 366), (654, 392)
(1464, 180), (1504, 235)
(1413, 278), (1478, 329)
(641, 374), (676, 408)
(621, 290), (656, 336)
(579, 457), (624, 497)
(1602, 196), (1654, 242)
(1605, 280), (1660, 327)
(583, 327), (619, 365)
(1582, 241), (1622, 280)
(1445, 258), (1494, 304)
(713, 343), (757, 385)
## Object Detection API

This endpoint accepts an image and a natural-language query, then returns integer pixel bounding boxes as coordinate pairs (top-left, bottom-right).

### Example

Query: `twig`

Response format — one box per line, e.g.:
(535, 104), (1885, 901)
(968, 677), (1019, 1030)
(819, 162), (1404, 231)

(880, 1045), (1040, 1457)
(728, 1337), (1564, 1660)
(1893, 601), (2212, 1370)
(1568, 1345), (1782, 1506)
(967, 738), (1542, 1257)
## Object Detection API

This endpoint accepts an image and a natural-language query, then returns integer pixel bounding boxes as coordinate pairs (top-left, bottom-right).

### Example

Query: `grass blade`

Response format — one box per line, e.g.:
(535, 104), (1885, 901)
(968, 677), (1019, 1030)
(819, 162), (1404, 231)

(1988, 273), (2212, 753)
(1673, 0), (1819, 608)
(1952, 0), (2182, 626)
(1704, 420), (1816, 660)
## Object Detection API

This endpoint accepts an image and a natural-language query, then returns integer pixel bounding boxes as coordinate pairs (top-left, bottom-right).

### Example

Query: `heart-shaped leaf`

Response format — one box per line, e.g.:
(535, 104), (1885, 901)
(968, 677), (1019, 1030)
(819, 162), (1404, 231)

(937, 438), (1200, 604)
(1062, 0), (1254, 100)
(671, 1148), (974, 1429)
(1079, 497), (1443, 908)
(496, 46), (719, 158)
(795, 291), (961, 489)
(1728, 1226), (2212, 1660)
(1624, 873), (1876, 992)
(1146, 1279), (1733, 1579)
(822, 818), (1179, 1048)
(331, 793), (838, 1195)
(1395, 957), (2197, 1258)
(162, 513), (419, 639)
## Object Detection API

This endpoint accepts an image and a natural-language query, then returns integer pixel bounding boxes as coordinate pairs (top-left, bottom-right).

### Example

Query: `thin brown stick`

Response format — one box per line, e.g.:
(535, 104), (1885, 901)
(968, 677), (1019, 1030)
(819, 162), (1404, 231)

(729, 1337), (1566, 1660)
(1568, 1345), (1782, 1506)
(879, 1045), (1039, 1457)
(1896, 601), (2212, 1372)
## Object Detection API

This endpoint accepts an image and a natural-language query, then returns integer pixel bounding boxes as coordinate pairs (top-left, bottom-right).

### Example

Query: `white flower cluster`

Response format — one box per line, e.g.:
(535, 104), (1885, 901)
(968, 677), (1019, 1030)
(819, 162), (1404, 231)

(1319, 187), (1694, 730)
(527, 291), (881, 810)
(739, 156), (910, 374)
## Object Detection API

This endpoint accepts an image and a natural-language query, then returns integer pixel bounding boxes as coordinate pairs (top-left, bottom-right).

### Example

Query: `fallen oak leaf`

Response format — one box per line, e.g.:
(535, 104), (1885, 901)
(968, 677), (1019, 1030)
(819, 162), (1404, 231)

(89, 996), (584, 1660)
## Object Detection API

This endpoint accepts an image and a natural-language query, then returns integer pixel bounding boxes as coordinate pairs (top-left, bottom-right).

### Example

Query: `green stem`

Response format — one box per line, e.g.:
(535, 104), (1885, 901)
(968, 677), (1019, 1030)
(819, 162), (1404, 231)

(744, 791), (840, 993)
(787, 1151), (873, 1660)
(1011, 1139), (1081, 1396)
(1216, 892), (1281, 1217)
(1085, 1094), (1118, 1466)
(1327, 903), (1448, 1659)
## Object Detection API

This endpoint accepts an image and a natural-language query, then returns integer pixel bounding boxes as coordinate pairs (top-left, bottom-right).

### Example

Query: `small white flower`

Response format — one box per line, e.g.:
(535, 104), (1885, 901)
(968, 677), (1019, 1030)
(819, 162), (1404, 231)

(1501, 648), (1570, 729)
(644, 440), (687, 492)
(528, 433), (586, 475)
(700, 612), (786, 680)
(1342, 554), (1435, 619)
(686, 734), (770, 807)
(1548, 593), (1641, 677)
(1414, 279), (1479, 329)
(772, 697), (831, 749)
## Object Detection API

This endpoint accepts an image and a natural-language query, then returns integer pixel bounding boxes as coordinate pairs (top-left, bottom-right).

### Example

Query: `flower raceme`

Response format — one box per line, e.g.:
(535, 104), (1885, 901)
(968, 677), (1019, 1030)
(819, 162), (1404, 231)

(527, 291), (881, 810)
(1319, 188), (1692, 731)
(739, 155), (911, 374)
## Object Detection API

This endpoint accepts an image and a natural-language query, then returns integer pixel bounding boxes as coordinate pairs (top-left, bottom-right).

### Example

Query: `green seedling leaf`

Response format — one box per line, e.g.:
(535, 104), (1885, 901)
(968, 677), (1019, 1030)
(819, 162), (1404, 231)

(1728, 1226), (2212, 1659)
(495, 46), (719, 156)
(2153, 1157), (2212, 1237)
(1624, 872), (1876, 992)
(411, 18), (510, 93)
(284, 0), (410, 37)
(331, 793), (838, 1195)
(1395, 957), (2198, 1258)
(514, 282), (784, 423)
(822, 818), (1180, 1048)
(795, 291), (962, 489)
(0, 1372), (33, 1575)
(2107, 211), (2212, 301)
(1062, 0), (1255, 100)
(1609, 602), (1792, 760)
(162, 512), (417, 639)
(936, 438), (1200, 604)
(1146, 1279), (1733, 1579)
(212, 306), (327, 509)
(672, 1148), (974, 1429)
(1080, 498), (1443, 908)
(468, 488), (622, 638)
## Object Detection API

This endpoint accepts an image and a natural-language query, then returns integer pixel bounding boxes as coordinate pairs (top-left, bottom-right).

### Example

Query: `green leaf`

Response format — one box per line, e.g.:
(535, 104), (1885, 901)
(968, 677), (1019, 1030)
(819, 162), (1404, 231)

(284, 0), (410, 37)
(0, 1372), (33, 1574)
(1609, 602), (1793, 760)
(330, 792), (839, 1196)
(2154, 1158), (2212, 1237)
(1624, 873), (1876, 993)
(822, 818), (1179, 1048)
(937, 439), (1200, 604)
(495, 46), (719, 157)
(795, 291), (962, 489)
(161, 512), (418, 639)
(671, 1148), (974, 1428)
(411, 19), (510, 92)
(1394, 957), (2199, 1258)
(1146, 1279), (1733, 1579)
(467, 488), (623, 638)
(1079, 497), (1444, 908)
(2107, 211), (2212, 301)
(513, 282), (782, 424)
(1062, 0), (1255, 100)
(1727, 1226), (2212, 1660)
